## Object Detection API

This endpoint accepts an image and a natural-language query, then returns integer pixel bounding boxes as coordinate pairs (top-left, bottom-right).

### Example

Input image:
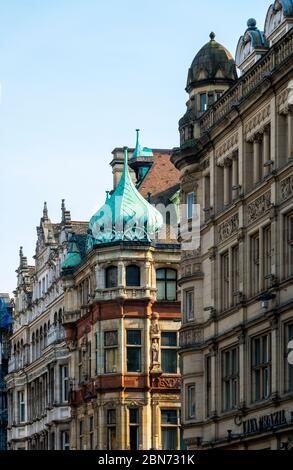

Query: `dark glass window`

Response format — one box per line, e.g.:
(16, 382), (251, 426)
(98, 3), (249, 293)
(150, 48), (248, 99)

(127, 330), (141, 372)
(156, 269), (177, 301)
(126, 265), (140, 287)
(129, 409), (139, 450)
(200, 93), (207, 112)
(161, 409), (179, 450)
(161, 332), (178, 374)
(252, 334), (271, 402)
(105, 266), (118, 288)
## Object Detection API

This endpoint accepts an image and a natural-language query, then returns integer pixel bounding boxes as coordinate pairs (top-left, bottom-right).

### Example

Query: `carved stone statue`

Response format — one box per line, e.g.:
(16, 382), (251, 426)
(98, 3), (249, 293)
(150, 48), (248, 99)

(152, 338), (159, 364)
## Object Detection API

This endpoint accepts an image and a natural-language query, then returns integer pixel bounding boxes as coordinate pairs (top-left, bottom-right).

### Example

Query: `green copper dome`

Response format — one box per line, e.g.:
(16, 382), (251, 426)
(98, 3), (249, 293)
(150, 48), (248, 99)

(87, 147), (163, 249)
(187, 32), (237, 92)
(62, 235), (82, 270)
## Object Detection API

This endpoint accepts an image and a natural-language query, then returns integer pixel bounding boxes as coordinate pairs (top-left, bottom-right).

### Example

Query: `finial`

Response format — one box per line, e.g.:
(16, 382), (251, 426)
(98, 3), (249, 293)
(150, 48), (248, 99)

(61, 199), (66, 222)
(247, 18), (257, 29)
(43, 201), (48, 220)
(123, 146), (128, 164)
(210, 32), (216, 41)
(19, 246), (23, 260)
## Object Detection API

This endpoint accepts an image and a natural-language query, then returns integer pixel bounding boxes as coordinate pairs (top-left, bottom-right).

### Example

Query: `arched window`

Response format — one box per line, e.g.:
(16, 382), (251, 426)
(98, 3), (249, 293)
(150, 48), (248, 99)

(31, 333), (35, 361)
(54, 312), (58, 327)
(105, 266), (118, 289)
(58, 309), (63, 325)
(36, 330), (39, 358)
(156, 268), (177, 301)
(126, 265), (140, 287)
(40, 326), (43, 352)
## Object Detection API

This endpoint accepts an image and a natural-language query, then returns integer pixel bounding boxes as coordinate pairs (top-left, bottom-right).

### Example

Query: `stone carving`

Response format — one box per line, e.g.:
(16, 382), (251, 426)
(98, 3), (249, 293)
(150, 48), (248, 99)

(277, 87), (290, 114)
(150, 313), (161, 372)
(153, 377), (180, 389)
(247, 191), (271, 224)
(179, 328), (204, 348)
(215, 132), (239, 164)
(244, 104), (271, 140)
(218, 213), (239, 243)
(280, 175), (293, 202)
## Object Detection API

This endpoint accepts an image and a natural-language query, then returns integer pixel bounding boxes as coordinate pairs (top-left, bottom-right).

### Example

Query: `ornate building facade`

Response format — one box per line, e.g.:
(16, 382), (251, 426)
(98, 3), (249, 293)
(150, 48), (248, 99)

(6, 132), (181, 450)
(0, 294), (13, 450)
(61, 137), (182, 450)
(172, 0), (293, 450)
(6, 203), (88, 450)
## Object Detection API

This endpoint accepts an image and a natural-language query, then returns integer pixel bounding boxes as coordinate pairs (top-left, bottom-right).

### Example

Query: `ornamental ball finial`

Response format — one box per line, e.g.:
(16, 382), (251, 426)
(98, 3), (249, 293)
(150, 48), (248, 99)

(247, 18), (257, 29)
(210, 32), (216, 41)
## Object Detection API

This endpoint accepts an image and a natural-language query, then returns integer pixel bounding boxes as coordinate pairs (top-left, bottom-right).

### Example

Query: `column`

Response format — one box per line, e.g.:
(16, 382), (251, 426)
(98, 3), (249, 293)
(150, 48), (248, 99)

(232, 152), (239, 200)
(223, 159), (231, 206)
(118, 261), (125, 288)
(253, 135), (261, 185)
(263, 127), (271, 176)
(288, 110), (293, 161)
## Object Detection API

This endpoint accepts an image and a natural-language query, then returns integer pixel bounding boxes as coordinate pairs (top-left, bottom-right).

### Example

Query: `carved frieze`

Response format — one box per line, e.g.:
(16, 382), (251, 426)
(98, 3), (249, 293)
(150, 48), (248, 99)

(280, 175), (293, 202)
(215, 132), (239, 164)
(244, 104), (271, 141)
(179, 328), (204, 348)
(247, 191), (271, 224)
(152, 377), (180, 390)
(218, 213), (239, 243)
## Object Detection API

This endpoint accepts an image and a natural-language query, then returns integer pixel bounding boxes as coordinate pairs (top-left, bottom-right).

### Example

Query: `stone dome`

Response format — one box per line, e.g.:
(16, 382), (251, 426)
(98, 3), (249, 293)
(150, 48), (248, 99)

(186, 32), (238, 92)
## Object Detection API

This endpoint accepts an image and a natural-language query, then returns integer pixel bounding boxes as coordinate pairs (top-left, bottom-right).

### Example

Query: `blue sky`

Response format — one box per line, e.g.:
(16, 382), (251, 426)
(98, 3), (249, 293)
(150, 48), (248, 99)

(0, 0), (272, 295)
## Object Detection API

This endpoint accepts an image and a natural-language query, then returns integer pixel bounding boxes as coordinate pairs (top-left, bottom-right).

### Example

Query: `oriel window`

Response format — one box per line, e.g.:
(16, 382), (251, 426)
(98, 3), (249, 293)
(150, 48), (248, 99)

(161, 332), (178, 374)
(104, 331), (118, 374)
(126, 330), (142, 372)
(156, 268), (177, 301)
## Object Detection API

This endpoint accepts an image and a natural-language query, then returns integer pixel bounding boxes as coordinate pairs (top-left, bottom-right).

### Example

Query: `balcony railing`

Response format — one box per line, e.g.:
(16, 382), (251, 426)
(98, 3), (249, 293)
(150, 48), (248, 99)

(199, 29), (293, 135)
(47, 325), (65, 346)
(95, 287), (157, 302)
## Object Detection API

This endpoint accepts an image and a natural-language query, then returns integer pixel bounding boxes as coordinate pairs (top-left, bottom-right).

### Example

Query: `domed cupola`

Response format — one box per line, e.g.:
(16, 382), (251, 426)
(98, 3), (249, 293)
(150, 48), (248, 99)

(186, 32), (238, 94)
(236, 19), (269, 75)
(179, 33), (237, 146)
(86, 147), (163, 250)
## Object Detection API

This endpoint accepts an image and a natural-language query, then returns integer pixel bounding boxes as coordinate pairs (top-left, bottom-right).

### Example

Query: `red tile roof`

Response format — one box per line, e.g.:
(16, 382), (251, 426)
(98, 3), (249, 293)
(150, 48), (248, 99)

(138, 152), (180, 200)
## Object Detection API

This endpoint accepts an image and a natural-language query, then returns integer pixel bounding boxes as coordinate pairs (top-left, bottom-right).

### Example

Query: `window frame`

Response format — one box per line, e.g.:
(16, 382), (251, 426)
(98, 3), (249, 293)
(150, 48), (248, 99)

(126, 330), (142, 373)
(126, 265), (141, 287)
(105, 266), (118, 289)
(104, 330), (118, 374)
(156, 268), (177, 302)
(160, 331), (178, 374)
(251, 333), (271, 403)
(222, 347), (239, 411)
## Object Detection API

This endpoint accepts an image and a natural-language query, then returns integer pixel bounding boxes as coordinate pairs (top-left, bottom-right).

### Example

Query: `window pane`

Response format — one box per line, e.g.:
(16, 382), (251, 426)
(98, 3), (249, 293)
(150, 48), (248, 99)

(126, 265), (140, 287)
(107, 410), (116, 424)
(157, 281), (165, 301)
(130, 426), (139, 451)
(166, 269), (177, 280)
(161, 409), (177, 425)
(130, 409), (139, 424)
(127, 347), (141, 372)
(127, 330), (141, 345)
(161, 332), (177, 347)
(166, 282), (176, 301)
(106, 267), (118, 288)
(161, 428), (177, 450)
(104, 331), (118, 347)
(105, 348), (117, 373)
(187, 193), (194, 219)
(161, 350), (177, 373)
(156, 269), (165, 280)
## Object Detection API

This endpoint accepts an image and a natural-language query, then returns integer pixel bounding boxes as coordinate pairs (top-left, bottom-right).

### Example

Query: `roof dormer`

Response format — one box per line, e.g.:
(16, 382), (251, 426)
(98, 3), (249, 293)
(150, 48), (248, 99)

(264, 0), (293, 45)
(236, 19), (269, 75)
